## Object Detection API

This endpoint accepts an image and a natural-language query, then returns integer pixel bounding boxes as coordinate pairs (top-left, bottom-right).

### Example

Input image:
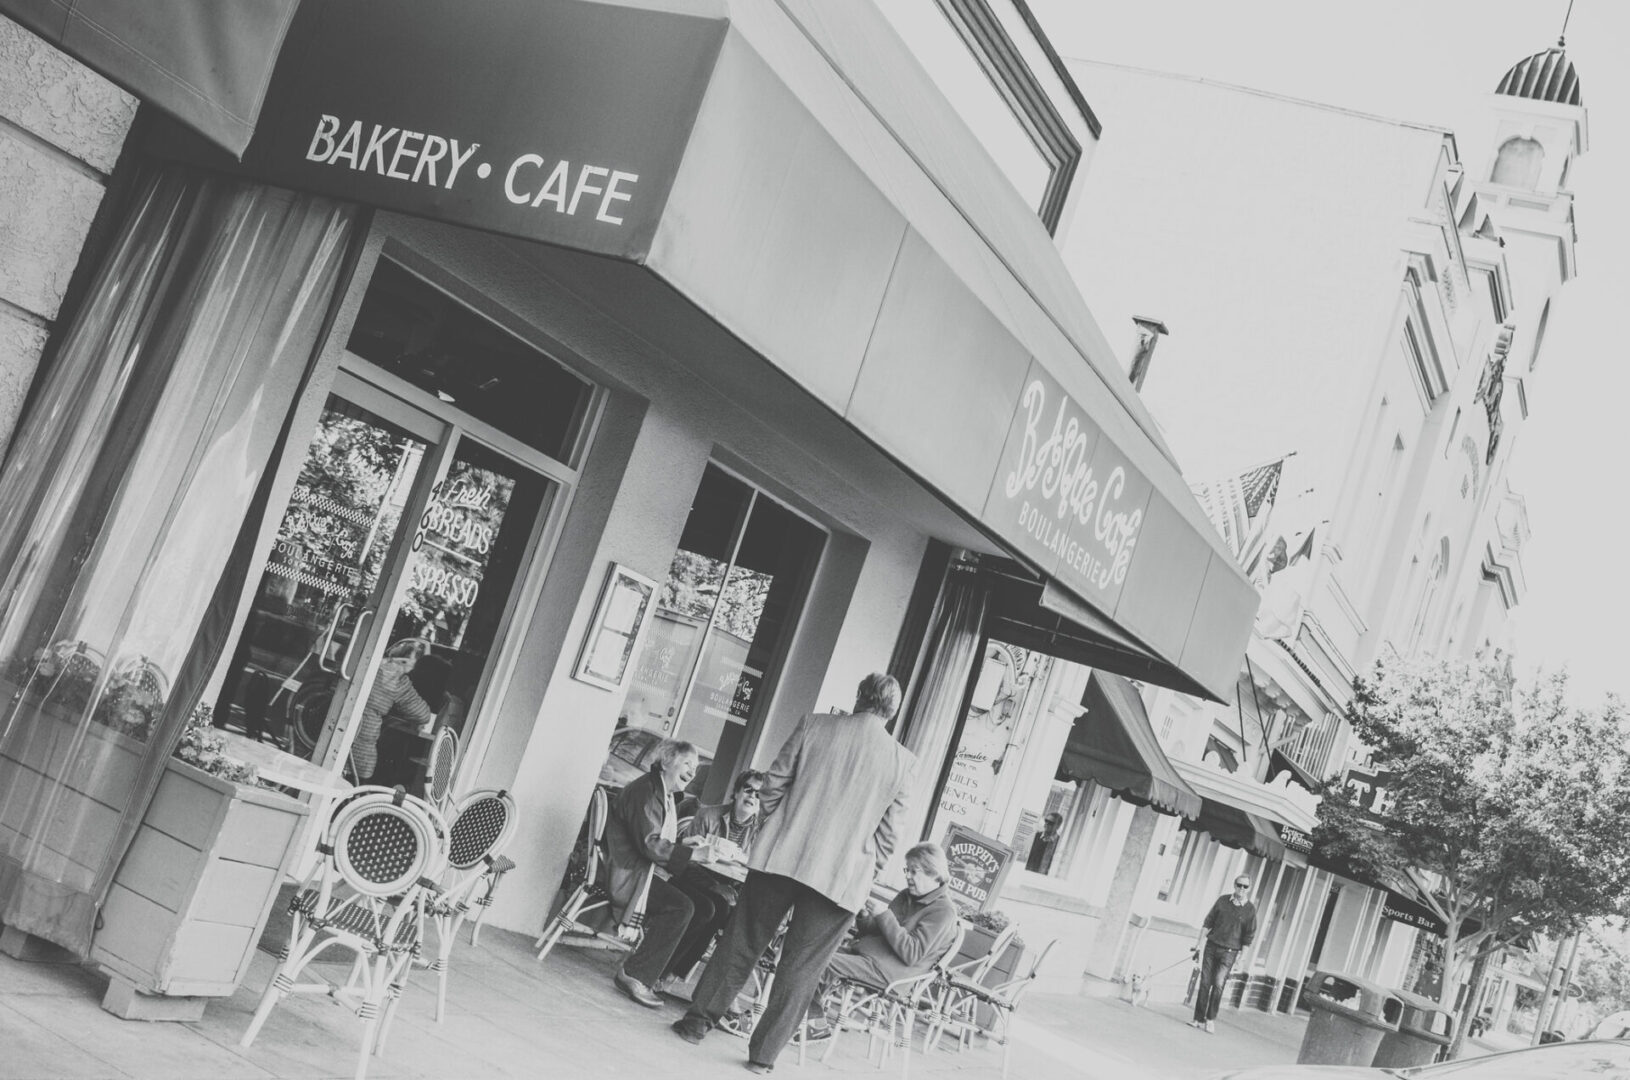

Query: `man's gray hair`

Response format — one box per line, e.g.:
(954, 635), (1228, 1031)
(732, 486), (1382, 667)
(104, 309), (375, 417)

(854, 672), (902, 719)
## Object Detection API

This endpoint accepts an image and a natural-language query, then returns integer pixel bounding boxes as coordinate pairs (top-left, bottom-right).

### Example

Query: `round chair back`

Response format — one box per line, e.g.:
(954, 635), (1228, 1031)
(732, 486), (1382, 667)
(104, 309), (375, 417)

(446, 789), (516, 872)
(330, 791), (446, 896)
(426, 726), (460, 808)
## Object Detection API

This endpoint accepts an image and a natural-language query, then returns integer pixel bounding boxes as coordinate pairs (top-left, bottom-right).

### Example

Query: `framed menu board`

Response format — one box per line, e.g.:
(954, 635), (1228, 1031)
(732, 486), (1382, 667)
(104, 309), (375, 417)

(573, 562), (658, 691)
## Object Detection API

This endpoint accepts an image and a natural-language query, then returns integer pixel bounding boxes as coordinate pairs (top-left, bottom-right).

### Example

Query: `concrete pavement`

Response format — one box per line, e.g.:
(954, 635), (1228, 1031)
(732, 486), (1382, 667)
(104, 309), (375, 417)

(0, 925), (1309, 1080)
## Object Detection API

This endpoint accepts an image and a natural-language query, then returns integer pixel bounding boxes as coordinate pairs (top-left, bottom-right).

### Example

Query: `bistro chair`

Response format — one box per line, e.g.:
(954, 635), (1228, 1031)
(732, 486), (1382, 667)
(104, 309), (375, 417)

(423, 725), (460, 813)
(922, 918), (1021, 1054)
(927, 937), (1056, 1080)
(419, 788), (517, 1021)
(811, 921), (967, 1077)
(240, 788), (448, 1080)
(535, 785), (636, 961)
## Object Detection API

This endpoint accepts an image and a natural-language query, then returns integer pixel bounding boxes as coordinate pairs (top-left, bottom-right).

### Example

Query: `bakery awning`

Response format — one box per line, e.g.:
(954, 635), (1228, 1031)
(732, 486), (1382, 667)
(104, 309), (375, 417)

(134, 0), (1260, 702)
(0, 0), (300, 157)
(1182, 799), (1287, 861)
(1058, 672), (1201, 819)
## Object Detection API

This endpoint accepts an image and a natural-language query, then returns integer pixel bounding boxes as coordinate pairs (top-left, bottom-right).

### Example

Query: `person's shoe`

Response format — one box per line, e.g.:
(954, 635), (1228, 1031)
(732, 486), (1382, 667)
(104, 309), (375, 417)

(744, 1062), (774, 1075)
(1186, 1020), (1203, 1029)
(1204, 1020), (1216, 1034)
(792, 1022), (833, 1046)
(615, 968), (664, 1008)
(672, 1014), (710, 1044)
(717, 1011), (750, 1039)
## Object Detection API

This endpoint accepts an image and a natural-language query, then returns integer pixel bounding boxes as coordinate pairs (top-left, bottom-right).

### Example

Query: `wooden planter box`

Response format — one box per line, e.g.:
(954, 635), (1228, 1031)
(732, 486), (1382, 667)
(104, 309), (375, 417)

(89, 757), (308, 1019)
(0, 699), (144, 892)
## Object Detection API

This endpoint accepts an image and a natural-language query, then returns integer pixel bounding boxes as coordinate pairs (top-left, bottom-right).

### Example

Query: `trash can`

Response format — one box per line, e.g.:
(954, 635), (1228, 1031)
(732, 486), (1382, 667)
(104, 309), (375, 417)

(1372, 989), (1454, 1068)
(1296, 971), (1404, 1066)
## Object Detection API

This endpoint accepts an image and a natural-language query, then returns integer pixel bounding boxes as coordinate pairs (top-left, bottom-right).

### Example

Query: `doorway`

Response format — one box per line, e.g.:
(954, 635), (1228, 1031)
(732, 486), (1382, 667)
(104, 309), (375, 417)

(213, 357), (559, 790)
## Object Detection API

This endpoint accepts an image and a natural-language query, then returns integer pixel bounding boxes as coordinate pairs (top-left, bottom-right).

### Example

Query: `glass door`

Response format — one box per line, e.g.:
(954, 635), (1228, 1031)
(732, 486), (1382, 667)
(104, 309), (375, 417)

(215, 361), (558, 790)
(215, 369), (446, 776)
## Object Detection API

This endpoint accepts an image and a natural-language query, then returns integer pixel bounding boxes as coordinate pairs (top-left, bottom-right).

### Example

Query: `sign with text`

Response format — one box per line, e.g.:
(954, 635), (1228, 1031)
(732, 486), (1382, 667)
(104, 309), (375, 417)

(940, 824), (1015, 912)
(982, 363), (1154, 615)
(1343, 766), (1398, 824)
(1381, 890), (1448, 938)
(1278, 822), (1314, 855)
(156, 0), (727, 261)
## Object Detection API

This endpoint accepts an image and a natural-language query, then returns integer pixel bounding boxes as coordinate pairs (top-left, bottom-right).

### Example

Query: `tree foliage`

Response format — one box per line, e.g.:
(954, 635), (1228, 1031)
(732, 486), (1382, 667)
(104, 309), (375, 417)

(1312, 654), (1630, 1053)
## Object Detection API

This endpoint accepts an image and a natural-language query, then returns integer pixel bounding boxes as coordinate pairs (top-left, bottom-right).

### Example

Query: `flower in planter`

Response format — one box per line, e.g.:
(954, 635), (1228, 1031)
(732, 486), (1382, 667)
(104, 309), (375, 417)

(173, 703), (261, 787)
(963, 908), (1025, 952)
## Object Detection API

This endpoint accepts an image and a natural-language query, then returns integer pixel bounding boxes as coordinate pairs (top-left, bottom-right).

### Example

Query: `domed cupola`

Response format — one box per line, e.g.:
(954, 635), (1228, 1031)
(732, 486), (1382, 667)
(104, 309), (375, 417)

(1495, 39), (1581, 107)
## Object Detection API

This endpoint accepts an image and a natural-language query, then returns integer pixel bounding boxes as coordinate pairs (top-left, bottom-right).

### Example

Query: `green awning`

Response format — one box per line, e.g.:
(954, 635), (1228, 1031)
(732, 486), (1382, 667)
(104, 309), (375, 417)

(1058, 672), (1201, 819)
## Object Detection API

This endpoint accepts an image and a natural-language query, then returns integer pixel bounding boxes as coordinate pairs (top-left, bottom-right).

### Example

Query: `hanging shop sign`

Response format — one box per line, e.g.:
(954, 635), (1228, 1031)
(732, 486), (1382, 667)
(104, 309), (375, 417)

(1278, 822), (1314, 855)
(982, 363), (1154, 615)
(1343, 766), (1398, 824)
(151, 0), (728, 261)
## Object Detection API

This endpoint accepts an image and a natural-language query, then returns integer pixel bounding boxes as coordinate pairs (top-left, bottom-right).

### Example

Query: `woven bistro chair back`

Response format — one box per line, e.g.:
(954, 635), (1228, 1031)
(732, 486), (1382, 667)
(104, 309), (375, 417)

(241, 788), (448, 1080)
(418, 788), (518, 1020)
(425, 725), (459, 812)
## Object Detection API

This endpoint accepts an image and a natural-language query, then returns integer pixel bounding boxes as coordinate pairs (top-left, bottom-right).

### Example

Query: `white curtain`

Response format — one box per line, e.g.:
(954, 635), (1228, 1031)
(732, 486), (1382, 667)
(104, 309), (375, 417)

(0, 167), (358, 952)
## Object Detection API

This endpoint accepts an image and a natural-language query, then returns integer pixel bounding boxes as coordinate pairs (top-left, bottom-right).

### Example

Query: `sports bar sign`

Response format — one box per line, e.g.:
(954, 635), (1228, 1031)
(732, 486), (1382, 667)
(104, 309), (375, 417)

(983, 361), (1154, 614)
(170, 0), (728, 262)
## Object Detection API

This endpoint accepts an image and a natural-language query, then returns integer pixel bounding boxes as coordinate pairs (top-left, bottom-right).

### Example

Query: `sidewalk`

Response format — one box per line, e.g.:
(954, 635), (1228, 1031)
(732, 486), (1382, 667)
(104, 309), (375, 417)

(0, 926), (1306, 1080)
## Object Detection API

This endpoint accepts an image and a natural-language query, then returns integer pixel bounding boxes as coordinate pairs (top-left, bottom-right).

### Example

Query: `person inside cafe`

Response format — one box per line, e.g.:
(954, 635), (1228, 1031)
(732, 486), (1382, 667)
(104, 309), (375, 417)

(353, 638), (437, 786)
(1025, 811), (1063, 873)
(606, 738), (702, 1008)
(798, 841), (959, 1044)
(650, 769), (768, 994)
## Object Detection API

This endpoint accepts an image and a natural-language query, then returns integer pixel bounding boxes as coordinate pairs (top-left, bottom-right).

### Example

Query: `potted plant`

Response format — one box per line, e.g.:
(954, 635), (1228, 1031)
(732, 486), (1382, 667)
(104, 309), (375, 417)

(89, 703), (310, 1020)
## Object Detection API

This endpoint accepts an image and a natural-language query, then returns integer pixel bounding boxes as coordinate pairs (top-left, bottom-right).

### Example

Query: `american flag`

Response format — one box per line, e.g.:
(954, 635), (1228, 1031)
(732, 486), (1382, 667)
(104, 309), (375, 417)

(1191, 457), (1286, 581)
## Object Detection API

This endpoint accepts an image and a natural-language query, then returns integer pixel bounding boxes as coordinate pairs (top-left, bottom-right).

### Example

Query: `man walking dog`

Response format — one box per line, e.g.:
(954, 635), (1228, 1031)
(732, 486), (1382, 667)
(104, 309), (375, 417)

(1189, 874), (1257, 1032)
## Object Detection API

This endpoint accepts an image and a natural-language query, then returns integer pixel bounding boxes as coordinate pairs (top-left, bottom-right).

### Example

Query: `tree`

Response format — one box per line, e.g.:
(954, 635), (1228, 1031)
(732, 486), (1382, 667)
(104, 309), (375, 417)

(1312, 653), (1630, 1057)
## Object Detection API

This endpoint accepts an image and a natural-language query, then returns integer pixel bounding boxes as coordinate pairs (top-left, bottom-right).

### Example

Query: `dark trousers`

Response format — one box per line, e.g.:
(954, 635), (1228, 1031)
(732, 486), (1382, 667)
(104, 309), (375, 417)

(663, 870), (732, 980)
(1193, 943), (1238, 1022)
(685, 871), (856, 1067)
(623, 876), (695, 985)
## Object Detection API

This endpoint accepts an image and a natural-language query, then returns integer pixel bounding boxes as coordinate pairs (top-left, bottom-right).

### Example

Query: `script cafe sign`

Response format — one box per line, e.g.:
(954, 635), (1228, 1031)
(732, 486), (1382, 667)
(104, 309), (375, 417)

(983, 364), (1154, 612)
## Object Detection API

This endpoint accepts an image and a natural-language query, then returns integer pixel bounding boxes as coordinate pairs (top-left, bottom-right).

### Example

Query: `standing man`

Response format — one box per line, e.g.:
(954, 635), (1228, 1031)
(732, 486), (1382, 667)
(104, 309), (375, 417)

(1189, 874), (1257, 1032)
(671, 673), (916, 1075)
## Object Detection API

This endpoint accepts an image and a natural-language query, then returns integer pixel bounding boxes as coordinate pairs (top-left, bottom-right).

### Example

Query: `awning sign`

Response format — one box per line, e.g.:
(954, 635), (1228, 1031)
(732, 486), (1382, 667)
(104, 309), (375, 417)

(1381, 891), (1448, 938)
(983, 362), (1155, 614)
(174, 0), (729, 261)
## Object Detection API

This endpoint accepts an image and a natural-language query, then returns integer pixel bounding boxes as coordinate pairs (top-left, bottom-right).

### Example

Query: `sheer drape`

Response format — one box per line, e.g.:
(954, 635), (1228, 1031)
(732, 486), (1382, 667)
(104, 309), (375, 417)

(898, 558), (988, 847)
(0, 167), (358, 952)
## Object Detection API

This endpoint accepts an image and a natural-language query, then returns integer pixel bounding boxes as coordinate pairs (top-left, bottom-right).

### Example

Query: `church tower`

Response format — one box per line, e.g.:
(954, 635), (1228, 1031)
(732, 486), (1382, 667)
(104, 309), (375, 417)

(1478, 39), (1587, 298)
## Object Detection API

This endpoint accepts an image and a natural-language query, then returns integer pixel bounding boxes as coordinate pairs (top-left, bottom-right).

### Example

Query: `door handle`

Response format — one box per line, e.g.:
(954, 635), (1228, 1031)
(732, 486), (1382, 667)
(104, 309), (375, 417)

(315, 603), (354, 673)
(340, 608), (376, 681)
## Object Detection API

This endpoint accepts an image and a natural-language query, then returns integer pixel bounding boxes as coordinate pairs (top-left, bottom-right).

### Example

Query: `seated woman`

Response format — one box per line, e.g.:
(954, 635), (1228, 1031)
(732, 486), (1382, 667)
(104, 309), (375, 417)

(804, 841), (959, 1040)
(604, 738), (701, 1008)
(653, 769), (767, 992)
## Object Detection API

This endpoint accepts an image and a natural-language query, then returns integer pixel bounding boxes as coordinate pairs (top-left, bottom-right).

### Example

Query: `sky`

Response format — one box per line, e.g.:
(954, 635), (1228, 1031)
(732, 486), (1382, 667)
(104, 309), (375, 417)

(1027, 0), (1628, 707)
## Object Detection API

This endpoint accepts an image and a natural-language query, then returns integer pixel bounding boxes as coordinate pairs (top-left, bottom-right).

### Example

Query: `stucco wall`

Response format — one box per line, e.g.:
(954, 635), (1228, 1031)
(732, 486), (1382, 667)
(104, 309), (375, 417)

(0, 21), (135, 451)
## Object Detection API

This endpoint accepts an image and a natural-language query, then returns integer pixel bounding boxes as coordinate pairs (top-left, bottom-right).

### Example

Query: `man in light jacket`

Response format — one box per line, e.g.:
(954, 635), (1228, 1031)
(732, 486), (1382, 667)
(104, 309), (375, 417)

(671, 672), (916, 1074)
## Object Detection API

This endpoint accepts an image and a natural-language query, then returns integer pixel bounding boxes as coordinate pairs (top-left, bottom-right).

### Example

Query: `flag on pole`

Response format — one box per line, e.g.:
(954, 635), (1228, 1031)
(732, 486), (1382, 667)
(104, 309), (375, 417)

(1190, 455), (1288, 580)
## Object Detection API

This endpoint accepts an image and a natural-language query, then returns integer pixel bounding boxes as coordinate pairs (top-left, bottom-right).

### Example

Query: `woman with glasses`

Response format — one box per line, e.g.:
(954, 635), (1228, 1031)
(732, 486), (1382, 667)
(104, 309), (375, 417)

(651, 770), (769, 994)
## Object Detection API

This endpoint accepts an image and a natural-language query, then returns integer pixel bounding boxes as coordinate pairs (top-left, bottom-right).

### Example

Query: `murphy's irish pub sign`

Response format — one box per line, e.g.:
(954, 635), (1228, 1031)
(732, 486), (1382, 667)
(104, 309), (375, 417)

(984, 363), (1153, 614)
(162, 0), (728, 262)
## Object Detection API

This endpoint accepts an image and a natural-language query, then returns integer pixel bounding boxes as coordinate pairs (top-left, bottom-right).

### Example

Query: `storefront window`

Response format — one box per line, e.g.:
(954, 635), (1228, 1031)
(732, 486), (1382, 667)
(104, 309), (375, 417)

(620, 464), (823, 801)
(346, 259), (592, 463)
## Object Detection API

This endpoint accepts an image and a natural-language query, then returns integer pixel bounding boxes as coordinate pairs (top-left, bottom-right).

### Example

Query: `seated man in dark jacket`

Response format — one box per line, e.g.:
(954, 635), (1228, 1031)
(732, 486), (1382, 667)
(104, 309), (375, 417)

(802, 841), (959, 1041)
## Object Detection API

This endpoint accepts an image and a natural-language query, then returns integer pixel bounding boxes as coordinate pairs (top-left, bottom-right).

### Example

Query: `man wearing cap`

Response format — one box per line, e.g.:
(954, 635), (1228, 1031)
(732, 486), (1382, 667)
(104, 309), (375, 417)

(1188, 875), (1257, 1033)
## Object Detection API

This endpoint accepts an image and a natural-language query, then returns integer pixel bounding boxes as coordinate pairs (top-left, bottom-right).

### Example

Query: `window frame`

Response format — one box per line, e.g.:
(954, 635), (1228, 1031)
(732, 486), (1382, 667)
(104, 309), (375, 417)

(933, 0), (1094, 234)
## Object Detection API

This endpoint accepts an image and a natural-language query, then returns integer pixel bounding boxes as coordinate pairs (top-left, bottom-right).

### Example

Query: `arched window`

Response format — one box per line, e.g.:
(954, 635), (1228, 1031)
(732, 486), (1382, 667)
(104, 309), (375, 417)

(1491, 137), (1544, 189)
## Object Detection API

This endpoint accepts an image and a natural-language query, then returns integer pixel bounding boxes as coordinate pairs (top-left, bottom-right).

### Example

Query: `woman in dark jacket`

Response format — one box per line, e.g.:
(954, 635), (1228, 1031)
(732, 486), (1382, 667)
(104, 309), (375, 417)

(604, 738), (699, 1008)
